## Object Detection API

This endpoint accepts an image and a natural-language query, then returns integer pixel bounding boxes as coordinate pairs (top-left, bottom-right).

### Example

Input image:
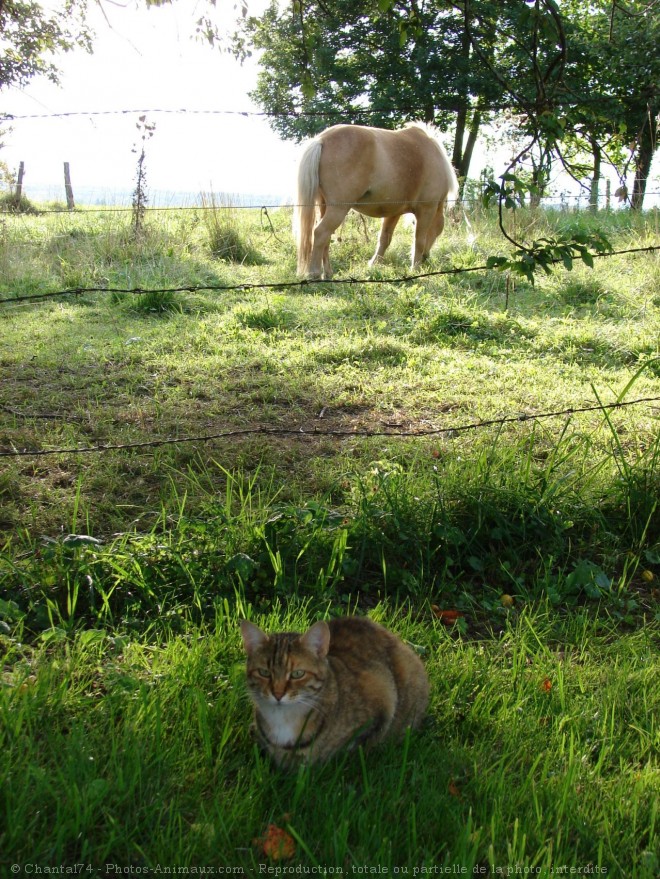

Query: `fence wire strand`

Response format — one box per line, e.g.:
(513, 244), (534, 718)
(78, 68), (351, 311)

(3, 193), (660, 216)
(2, 95), (645, 121)
(1, 396), (658, 459)
(0, 245), (657, 306)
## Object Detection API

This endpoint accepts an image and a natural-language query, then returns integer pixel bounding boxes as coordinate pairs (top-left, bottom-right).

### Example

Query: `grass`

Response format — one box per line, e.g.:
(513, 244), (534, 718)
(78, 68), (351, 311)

(1, 605), (658, 873)
(0, 200), (659, 874)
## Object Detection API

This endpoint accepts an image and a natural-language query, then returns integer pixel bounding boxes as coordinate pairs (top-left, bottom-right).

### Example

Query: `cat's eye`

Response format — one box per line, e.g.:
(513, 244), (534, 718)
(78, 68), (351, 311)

(290, 669), (306, 680)
(257, 668), (270, 678)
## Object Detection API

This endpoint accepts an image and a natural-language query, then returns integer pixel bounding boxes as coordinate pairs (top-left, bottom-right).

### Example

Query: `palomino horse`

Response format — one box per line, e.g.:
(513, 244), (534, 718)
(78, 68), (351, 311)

(295, 123), (459, 279)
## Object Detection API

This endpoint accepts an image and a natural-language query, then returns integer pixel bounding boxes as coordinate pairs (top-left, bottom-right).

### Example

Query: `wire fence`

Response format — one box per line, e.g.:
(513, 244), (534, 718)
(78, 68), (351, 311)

(0, 245), (657, 307)
(1, 396), (658, 460)
(3, 192), (660, 215)
(1, 109), (658, 464)
(1, 94), (647, 121)
(4, 104), (658, 213)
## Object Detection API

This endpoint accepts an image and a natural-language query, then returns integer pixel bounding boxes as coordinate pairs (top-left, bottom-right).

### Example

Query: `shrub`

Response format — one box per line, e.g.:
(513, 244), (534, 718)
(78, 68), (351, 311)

(0, 191), (40, 214)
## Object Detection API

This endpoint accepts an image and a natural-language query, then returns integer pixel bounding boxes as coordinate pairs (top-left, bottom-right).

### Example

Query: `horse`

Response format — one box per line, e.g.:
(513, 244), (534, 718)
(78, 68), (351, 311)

(294, 123), (459, 280)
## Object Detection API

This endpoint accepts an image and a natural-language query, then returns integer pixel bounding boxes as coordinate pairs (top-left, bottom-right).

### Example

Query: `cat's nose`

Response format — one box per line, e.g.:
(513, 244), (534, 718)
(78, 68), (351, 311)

(272, 686), (286, 701)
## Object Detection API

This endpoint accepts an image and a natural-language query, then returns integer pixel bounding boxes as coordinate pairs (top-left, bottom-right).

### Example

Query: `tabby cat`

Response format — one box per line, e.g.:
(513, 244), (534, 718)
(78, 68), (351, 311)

(240, 616), (429, 767)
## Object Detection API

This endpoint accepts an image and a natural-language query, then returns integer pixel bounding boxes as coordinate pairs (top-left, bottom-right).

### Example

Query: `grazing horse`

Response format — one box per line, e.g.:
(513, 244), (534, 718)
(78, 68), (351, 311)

(295, 123), (459, 279)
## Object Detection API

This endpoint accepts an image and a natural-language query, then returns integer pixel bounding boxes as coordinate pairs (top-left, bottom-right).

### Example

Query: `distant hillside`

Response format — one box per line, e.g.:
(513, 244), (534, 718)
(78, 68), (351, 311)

(6, 184), (290, 209)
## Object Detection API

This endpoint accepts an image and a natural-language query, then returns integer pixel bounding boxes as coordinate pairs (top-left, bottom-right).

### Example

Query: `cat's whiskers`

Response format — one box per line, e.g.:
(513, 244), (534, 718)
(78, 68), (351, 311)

(293, 693), (326, 718)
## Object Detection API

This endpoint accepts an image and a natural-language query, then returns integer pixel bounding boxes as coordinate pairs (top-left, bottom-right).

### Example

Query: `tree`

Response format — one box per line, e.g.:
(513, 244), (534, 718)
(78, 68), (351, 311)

(460, 0), (569, 204)
(238, 0), (657, 209)
(236, 0), (508, 189)
(552, 0), (659, 210)
(0, 0), (92, 92)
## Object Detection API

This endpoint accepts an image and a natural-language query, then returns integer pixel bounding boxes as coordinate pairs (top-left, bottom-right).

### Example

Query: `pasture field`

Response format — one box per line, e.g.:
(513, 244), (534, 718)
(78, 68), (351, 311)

(0, 201), (659, 875)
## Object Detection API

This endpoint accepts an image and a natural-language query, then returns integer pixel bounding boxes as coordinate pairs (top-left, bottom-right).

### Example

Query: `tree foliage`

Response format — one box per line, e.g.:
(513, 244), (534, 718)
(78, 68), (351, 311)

(237, 0), (506, 183)
(235, 0), (658, 210)
(0, 0), (92, 92)
(559, 0), (659, 209)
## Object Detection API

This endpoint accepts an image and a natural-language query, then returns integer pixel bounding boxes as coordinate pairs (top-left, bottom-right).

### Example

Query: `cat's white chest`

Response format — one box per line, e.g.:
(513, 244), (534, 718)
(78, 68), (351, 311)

(258, 699), (313, 748)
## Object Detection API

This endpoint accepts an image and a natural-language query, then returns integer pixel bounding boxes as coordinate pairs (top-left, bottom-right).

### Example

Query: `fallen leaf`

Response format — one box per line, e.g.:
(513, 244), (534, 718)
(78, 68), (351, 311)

(540, 678), (552, 693)
(432, 606), (464, 625)
(255, 824), (296, 861)
(448, 780), (462, 799)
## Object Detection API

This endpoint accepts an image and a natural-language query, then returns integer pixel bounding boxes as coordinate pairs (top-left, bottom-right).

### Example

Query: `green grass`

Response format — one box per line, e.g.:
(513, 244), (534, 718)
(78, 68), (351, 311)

(0, 205), (658, 540)
(1, 605), (658, 873)
(0, 201), (659, 873)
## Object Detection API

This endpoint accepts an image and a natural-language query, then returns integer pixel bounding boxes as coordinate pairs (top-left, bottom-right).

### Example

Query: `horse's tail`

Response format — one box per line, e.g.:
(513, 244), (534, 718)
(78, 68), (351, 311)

(295, 139), (323, 276)
(438, 141), (460, 206)
(447, 158), (460, 205)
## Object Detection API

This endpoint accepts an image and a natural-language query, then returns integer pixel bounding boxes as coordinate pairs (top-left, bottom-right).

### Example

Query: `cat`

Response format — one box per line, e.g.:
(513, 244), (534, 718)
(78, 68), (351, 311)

(239, 615), (429, 767)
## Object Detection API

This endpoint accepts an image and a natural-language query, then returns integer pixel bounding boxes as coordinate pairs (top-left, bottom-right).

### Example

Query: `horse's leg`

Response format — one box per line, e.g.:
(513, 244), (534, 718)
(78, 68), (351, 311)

(369, 215), (401, 266)
(322, 241), (332, 279)
(422, 203), (446, 261)
(309, 205), (349, 280)
(412, 206), (436, 267)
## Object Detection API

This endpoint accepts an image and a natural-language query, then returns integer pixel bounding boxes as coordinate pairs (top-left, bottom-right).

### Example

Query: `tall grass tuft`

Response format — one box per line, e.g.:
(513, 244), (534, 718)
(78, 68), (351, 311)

(200, 191), (263, 263)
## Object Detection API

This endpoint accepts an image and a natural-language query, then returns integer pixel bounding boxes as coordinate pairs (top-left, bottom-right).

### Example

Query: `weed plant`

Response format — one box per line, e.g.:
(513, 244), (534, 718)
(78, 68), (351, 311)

(0, 191), (40, 214)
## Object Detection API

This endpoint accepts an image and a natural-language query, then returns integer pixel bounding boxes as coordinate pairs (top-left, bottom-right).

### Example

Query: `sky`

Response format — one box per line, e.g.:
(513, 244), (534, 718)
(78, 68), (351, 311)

(2, 0), (301, 203)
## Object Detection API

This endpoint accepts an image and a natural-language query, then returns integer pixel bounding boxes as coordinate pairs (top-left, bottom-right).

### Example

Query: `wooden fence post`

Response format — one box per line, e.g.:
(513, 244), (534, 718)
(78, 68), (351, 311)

(16, 161), (25, 200)
(64, 162), (75, 210)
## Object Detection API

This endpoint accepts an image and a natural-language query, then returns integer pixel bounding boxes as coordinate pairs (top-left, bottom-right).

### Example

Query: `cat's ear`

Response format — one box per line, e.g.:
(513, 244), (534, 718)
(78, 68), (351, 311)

(300, 620), (330, 658)
(240, 619), (268, 654)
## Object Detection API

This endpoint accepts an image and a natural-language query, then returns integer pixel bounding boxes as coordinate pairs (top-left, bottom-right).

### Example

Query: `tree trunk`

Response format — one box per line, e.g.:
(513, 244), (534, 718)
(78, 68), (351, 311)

(459, 110), (481, 181)
(452, 105), (467, 178)
(589, 138), (601, 212)
(631, 113), (656, 210)
(451, 11), (471, 197)
(530, 145), (551, 207)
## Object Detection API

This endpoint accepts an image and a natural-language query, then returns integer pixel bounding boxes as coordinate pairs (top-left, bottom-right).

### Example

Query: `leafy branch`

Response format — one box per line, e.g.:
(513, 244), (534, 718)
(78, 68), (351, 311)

(483, 130), (612, 283)
(484, 204), (613, 283)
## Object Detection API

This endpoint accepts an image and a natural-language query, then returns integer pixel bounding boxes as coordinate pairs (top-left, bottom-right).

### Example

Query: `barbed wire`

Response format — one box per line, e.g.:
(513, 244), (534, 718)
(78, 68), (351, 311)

(1, 94), (640, 122)
(0, 245), (657, 306)
(5, 198), (467, 215)
(3, 191), (659, 216)
(1, 396), (658, 460)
